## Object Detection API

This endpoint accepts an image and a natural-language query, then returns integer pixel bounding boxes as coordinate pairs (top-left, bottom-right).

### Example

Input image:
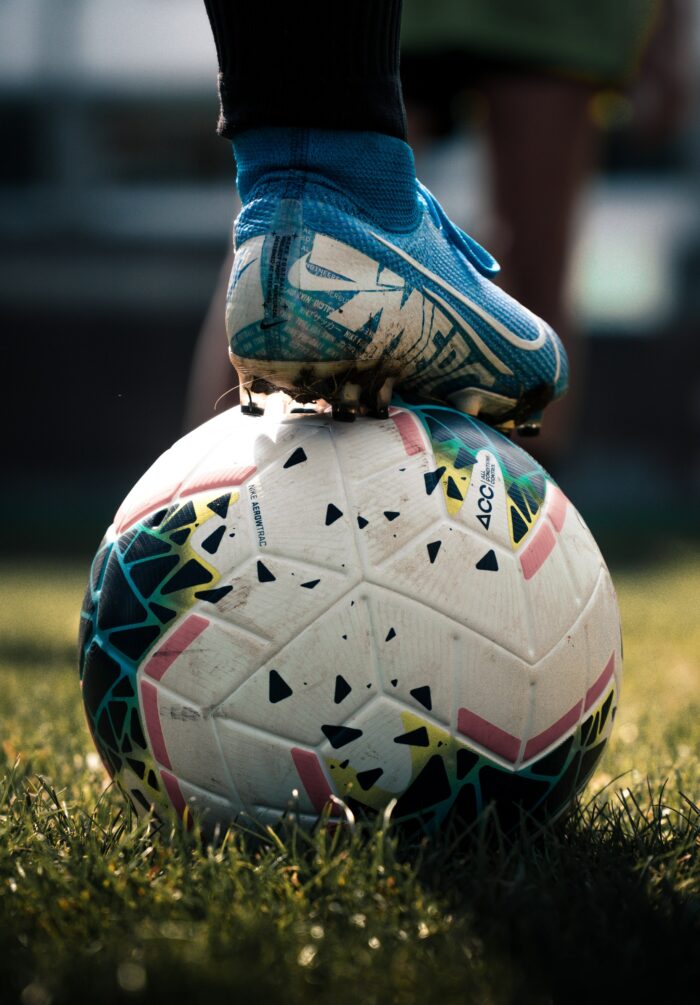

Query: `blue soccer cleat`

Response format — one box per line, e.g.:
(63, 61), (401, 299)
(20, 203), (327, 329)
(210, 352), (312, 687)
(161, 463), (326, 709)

(226, 130), (568, 431)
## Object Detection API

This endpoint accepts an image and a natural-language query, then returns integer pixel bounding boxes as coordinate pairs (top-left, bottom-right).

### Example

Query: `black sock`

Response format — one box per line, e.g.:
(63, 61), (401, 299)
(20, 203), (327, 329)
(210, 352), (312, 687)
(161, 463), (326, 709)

(203, 0), (406, 140)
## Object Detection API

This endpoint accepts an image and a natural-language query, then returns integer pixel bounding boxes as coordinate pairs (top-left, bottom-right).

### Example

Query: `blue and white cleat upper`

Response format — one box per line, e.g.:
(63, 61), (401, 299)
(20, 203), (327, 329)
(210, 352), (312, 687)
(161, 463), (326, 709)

(227, 129), (568, 429)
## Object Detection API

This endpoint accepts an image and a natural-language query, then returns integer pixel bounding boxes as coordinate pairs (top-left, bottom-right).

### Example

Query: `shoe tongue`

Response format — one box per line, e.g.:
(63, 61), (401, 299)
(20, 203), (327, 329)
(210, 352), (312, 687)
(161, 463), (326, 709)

(418, 182), (500, 277)
(233, 128), (420, 231)
(460, 232), (500, 277)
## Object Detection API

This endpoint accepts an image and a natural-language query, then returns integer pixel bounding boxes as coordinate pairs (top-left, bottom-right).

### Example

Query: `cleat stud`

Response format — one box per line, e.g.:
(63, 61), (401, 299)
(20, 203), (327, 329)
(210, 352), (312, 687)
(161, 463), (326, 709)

(332, 404), (357, 423)
(373, 406), (390, 420)
(376, 377), (396, 412)
(338, 381), (361, 409)
(516, 409), (543, 437)
(516, 422), (541, 437)
(241, 385), (267, 417)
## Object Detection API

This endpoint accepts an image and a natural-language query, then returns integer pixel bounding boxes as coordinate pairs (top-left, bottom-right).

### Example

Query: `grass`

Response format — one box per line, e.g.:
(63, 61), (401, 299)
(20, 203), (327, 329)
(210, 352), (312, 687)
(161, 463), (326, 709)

(1, 550), (699, 1004)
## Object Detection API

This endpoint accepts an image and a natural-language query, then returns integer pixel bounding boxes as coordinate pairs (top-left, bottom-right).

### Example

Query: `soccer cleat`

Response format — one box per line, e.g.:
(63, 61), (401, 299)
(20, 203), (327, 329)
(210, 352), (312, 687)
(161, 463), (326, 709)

(227, 136), (567, 431)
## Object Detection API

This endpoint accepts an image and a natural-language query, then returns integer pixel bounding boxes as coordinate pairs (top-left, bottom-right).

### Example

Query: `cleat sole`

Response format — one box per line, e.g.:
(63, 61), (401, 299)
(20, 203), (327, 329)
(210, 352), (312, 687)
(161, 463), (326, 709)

(231, 354), (399, 421)
(231, 354), (555, 429)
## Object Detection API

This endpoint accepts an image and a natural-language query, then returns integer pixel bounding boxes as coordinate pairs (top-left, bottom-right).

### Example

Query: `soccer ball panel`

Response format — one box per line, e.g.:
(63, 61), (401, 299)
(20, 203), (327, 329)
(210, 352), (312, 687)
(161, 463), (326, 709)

(382, 523), (533, 662)
(249, 425), (361, 572)
(453, 631), (531, 764)
(319, 697), (424, 805)
(581, 570), (622, 698)
(139, 676), (238, 801)
(331, 409), (429, 483)
(523, 600), (596, 763)
(215, 720), (321, 815)
(80, 404), (622, 831)
(343, 461), (441, 569)
(206, 555), (358, 643)
(365, 587), (456, 727)
(138, 615), (270, 708)
(177, 776), (246, 831)
(549, 494), (605, 603)
(216, 592), (376, 744)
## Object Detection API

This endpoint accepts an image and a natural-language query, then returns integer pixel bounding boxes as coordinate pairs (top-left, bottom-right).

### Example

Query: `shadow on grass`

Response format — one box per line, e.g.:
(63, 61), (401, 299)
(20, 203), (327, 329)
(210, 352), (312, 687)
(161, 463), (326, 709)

(1, 762), (698, 1005)
(402, 785), (700, 1001)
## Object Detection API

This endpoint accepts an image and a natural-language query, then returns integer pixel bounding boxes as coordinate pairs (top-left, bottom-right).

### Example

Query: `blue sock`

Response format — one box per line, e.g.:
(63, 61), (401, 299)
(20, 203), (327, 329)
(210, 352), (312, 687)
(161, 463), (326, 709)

(233, 128), (419, 232)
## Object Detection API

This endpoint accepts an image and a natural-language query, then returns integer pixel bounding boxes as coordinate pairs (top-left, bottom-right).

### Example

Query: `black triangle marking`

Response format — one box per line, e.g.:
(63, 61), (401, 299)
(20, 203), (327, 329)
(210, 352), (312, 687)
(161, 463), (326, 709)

(161, 501), (197, 534)
(169, 529), (190, 546)
(207, 493), (231, 518)
(334, 675), (352, 704)
(112, 675), (135, 699)
(393, 754), (451, 817)
(394, 726), (430, 747)
(454, 447), (474, 470)
(149, 602), (177, 624)
(357, 516), (369, 529)
(427, 540), (442, 564)
(384, 510), (400, 521)
(123, 531), (171, 564)
(117, 530), (139, 555)
(201, 525), (226, 555)
(283, 447), (307, 468)
(446, 476), (463, 501)
(356, 767), (384, 791)
(301, 579), (320, 589)
(410, 686), (432, 711)
(130, 554), (179, 599)
(456, 747), (479, 780)
(424, 467), (446, 495)
(476, 549), (499, 571)
(110, 625), (161, 661)
(385, 627), (396, 642)
(194, 585), (233, 604)
(523, 488), (540, 517)
(390, 678), (398, 687)
(142, 508), (168, 530)
(127, 757), (146, 780)
(510, 506), (529, 543)
(321, 724), (363, 749)
(325, 503), (343, 525)
(161, 559), (213, 595)
(109, 700), (128, 738)
(269, 669), (293, 703)
(257, 560), (276, 583)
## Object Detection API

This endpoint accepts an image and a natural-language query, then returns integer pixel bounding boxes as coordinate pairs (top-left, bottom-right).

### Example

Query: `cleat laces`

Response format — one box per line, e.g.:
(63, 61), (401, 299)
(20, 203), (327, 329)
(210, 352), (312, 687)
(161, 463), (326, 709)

(416, 180), (500, 278)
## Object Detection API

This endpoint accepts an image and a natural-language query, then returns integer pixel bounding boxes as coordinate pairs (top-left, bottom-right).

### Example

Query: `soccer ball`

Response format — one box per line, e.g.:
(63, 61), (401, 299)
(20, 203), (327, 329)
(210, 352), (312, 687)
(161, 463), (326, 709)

(79, 403), (621, 832)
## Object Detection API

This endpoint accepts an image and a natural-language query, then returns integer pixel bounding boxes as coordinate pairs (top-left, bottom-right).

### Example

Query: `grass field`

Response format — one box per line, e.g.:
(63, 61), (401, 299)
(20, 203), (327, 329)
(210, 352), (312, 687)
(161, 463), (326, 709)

(1, 549), (699, 1004)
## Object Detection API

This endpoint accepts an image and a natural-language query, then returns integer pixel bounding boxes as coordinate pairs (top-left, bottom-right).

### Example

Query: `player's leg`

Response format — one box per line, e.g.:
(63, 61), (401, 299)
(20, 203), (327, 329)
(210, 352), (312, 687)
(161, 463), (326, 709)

(184, 250), (236, 431)
(482, 72), (597, 462)
(203, 1), (568, 428)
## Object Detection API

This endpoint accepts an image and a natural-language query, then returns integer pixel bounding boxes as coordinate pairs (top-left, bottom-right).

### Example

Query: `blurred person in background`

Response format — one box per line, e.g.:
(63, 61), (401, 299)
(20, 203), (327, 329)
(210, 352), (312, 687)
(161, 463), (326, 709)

(186, 0), (687, 472)
(400, 0), (688, 467)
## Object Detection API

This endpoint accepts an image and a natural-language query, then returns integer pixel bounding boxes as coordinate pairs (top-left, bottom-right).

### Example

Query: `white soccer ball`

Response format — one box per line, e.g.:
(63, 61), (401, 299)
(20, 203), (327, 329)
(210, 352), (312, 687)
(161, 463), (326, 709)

(79, 403), (621, 831)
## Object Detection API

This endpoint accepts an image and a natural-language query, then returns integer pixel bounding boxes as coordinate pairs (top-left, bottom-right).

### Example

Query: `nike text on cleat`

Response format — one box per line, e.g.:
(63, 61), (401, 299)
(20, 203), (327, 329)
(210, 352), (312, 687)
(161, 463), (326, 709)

(226, 178), (568, 425)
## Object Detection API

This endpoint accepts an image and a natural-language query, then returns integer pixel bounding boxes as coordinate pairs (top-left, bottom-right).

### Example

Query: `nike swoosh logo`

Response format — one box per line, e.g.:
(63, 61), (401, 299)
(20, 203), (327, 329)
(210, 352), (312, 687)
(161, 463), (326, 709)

(260, 318), (285, 330)
(288, 235), (404, 293)
(371, 232), (550, 353)
(290, 253), (361, 292)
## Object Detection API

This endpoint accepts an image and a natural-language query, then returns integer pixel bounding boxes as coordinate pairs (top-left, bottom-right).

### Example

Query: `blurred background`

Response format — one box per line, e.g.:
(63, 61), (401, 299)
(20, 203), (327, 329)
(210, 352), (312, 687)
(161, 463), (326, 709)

(2, 0), (699, 559)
